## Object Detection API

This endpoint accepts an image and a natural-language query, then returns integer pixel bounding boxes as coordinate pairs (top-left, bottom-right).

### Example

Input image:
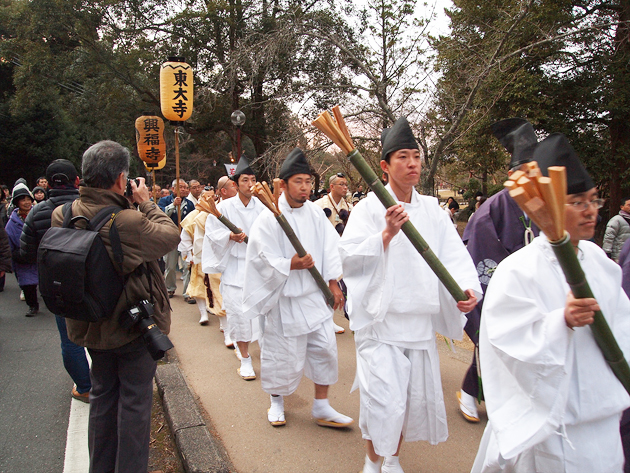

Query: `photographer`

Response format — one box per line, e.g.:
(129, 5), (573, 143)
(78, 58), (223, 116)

(51, 140), (179, 473)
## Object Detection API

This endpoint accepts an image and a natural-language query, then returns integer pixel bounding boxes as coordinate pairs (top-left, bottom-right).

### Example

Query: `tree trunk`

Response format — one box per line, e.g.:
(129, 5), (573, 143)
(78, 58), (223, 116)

(607, 0), (630, 215)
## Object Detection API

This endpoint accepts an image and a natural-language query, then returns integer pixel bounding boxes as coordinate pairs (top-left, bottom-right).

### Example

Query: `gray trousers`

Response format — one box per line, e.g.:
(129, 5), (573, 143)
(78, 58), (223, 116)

(88, 338), (156, 473)
(164, 248), (179, 292)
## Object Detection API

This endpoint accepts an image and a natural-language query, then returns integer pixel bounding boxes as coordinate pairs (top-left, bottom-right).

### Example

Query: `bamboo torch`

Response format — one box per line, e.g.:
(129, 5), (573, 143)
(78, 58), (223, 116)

(312, 107), (467, 303)
(197, 190), (248, 243)
(504, 163), (630, 395)
(251, 181), (336, 308)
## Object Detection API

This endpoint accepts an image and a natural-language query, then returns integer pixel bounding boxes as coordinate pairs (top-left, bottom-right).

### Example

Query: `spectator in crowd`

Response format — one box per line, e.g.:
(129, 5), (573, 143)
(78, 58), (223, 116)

(19, 159), (91, 403)
(603, 196), (630, 262)
(36, 176), (49, 191)
(158, 179), (194, 297)
(6, 183), (39, 316)
(0, 223), (12, 292)
(51, 140), (179, 473)
(32, 186), (47, 204)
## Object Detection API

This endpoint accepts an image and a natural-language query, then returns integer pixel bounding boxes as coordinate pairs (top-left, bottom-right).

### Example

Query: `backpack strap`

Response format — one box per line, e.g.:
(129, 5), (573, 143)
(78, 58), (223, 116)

(89, 206), (125, 274)
(61, 202), (75, 228)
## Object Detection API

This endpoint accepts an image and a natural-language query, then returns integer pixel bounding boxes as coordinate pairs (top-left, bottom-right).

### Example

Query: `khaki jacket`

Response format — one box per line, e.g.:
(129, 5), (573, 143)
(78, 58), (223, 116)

(51, 187), (180, 349)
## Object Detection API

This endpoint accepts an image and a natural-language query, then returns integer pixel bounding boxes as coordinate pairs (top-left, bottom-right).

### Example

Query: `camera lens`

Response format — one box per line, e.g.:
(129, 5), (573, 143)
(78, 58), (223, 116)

(136, 316), (174, 360)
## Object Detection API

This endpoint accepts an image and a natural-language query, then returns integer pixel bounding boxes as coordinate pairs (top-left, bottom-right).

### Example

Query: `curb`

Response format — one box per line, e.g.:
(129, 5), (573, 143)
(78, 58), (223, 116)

(155, 350), (233, 473)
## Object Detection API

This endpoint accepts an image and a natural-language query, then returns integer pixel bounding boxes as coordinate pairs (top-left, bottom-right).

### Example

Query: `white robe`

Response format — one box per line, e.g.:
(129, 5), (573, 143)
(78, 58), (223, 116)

(339, 186), (481, 454)
(202, 195), (264, 288)
(242, 193), (343, 395)
(243, 193), (342, 336)
(472, 236), (630, 473)
(339, 186), (481, 341)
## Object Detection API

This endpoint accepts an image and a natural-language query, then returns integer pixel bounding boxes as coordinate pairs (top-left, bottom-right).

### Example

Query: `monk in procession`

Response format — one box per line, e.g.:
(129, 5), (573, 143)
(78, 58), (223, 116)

(471, 133), (630, 472)
(202, 157), (265, 380)
(339, 117), (480, 473)
(457, 118), (540, 423)
(243, 148), (352, 428)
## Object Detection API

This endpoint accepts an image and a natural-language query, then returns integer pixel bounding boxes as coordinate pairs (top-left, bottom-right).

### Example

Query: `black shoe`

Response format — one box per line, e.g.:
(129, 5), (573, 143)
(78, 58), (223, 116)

(26, 306), (39, 317)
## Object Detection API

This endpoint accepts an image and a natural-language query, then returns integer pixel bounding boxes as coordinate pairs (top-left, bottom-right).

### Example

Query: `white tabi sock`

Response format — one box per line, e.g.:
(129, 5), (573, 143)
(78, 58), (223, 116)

(311, 398), (353, 424)
(362, 454), (382, 473)
(196, 298), (208, 323)
(382, 455), (404, 473)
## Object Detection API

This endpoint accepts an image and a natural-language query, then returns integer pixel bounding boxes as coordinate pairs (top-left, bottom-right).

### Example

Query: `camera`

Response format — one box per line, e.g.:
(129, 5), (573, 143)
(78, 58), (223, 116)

(119, 300), (173, 360)
(124, 178), (141, 198)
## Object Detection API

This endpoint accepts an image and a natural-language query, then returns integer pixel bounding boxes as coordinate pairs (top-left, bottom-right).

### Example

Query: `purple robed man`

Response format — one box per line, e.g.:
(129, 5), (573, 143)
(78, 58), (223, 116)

(616, 237), (630, 472)
(457, 118), (540, 423)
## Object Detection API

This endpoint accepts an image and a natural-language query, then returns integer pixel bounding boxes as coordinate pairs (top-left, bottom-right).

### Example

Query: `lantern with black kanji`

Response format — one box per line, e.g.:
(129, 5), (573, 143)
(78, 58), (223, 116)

(160, 57), (194, 122)
(135, 112), (166, 167)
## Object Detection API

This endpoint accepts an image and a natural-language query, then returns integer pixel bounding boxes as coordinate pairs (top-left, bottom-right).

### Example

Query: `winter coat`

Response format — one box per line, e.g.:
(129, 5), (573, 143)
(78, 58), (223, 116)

(603, 213), (630, 262)
(5, 209), (38, 286)
(0, 224), (12, 274)
(19, 187), (80, 264)
(51, 186), (180, 350)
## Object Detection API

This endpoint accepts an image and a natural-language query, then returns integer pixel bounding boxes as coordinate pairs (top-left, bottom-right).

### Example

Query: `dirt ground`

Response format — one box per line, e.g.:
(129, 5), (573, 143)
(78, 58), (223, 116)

(148, 382), (185, 473)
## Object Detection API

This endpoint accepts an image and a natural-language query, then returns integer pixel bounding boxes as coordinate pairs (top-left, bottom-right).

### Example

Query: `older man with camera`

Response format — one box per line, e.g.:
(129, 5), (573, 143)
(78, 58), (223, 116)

(51, 140), (180, 473)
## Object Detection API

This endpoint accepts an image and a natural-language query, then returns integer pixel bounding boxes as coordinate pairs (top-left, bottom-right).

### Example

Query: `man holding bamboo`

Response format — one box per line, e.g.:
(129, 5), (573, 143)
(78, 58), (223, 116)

(242, 148), (352, 428)
(457, 118), (540, 423)
(202, 157), (264, 380)
(339, 117), (480, 473)
(471, 134), (630, 473)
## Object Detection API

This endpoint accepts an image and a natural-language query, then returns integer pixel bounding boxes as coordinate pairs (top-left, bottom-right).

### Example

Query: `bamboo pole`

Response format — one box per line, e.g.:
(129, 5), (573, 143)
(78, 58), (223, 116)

(202, 192), (248, 243)
(550, 234), (630, 394)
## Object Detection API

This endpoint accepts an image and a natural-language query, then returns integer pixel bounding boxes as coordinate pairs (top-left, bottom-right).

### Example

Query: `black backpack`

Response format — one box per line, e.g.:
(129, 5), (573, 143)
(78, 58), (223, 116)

(38, 203), (125, 322)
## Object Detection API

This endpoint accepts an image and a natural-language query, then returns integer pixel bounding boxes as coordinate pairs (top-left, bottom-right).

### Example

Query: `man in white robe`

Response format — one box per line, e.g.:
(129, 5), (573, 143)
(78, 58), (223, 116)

(243, 148), (352, 428)
(339, 117), (480, 473)
(471, 133), (630, 473)
(202, 157), (264, 380)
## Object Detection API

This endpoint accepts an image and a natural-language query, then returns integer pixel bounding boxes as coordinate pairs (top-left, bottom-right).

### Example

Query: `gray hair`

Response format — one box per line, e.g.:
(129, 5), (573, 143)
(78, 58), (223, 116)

(171, 178), (187, 187)
(82, 140), (130, 189)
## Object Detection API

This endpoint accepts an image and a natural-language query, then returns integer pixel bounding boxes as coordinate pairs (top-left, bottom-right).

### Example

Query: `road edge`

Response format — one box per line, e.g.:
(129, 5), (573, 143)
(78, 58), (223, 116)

(155, 350), (233, 473)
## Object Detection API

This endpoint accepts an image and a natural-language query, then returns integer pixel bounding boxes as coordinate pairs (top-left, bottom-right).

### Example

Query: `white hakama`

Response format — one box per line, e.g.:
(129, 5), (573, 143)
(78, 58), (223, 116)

(472, 237), (630, 473)
(339, 187), (481, 456)
(243, 193), (343, 396)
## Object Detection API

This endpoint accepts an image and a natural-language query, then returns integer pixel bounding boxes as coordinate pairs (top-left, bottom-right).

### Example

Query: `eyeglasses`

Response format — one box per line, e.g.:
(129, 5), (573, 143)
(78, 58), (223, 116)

(566, 198), (604, 211)
(336, 173), (344, 178)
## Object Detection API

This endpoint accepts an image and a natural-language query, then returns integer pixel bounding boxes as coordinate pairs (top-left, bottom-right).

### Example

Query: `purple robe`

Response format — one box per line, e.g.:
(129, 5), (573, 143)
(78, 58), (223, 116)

(616, 238), (630, 472)
(462, 188), (539, 344)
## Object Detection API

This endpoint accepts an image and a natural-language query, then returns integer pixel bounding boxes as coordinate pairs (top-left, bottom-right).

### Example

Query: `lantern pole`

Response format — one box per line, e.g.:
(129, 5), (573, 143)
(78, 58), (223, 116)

(175, 127), (181, 229)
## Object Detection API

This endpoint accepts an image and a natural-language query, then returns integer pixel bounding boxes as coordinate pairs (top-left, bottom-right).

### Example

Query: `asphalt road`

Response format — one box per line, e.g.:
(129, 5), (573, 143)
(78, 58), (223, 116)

(0, 274), (72, 473)
(168, 281), (487, 473)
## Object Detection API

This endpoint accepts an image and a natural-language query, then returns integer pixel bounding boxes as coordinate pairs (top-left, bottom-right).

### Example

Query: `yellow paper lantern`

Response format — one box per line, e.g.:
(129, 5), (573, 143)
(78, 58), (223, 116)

(160, 57), (194, 122)
(135, 112), (166, 165)
(144, 157), (166, 171)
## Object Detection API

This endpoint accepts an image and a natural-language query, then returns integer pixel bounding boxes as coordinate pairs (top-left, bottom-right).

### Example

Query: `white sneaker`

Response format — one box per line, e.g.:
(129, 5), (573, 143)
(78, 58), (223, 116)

(312, 399), (353, 428)
(224, 331), (234, 349)
(237, 356), (256, 380)
(457, 390), (480, 423)
(334, 322), (345, 334)
(199, 314), (209, 326)
(20, 291), (25, 301)
(382, 456), (404, 473)
(268, 395), (286, 426)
